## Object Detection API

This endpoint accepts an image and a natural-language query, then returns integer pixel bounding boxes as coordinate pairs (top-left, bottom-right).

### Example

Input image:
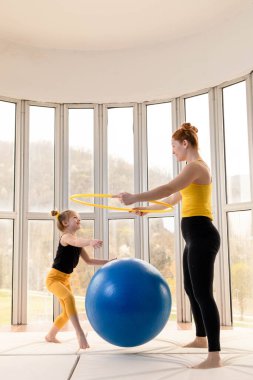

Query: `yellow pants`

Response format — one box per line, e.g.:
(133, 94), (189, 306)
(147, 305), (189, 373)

(46, 268), (78, 329)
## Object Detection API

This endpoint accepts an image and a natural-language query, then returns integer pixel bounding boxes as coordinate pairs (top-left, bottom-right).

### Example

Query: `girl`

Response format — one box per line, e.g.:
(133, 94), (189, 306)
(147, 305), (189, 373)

(114, 123), (221, 369)
(46, 209), (110, 349)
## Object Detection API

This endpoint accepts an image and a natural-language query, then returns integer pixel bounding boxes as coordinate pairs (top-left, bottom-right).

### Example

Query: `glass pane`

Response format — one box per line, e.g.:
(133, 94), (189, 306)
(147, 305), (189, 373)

(223, 82), (250, 203)
(109, 219), (135, 259)
(185, 94), (211, 168)
(228, 211), (253, 327)
(71, 220), (94, 319)
(149, 217), (176, 320)
(27, 221), (54, 323)
(29, 106), (55, 211)
(0, 220), (13, 325)
(107, 108), (134, 209)
(0, 101), (16, 211)
(147, 103), (173, 189)
(68, 109), (94, 212)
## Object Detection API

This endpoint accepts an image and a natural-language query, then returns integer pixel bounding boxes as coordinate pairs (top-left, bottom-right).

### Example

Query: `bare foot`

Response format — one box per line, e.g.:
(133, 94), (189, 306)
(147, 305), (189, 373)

(184, 336), (208, 348)
(77, 332), (90, 349)
(192, 352), (222, 369)
(45, 335), (61, 343)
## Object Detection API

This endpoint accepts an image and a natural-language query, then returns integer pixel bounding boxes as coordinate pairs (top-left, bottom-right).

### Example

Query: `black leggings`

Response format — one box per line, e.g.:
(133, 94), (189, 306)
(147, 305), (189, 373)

(181, 216), (221, 352)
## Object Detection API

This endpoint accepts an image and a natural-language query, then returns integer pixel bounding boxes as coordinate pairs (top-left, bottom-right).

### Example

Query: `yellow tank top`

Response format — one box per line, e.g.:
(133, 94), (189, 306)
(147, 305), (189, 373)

(180, 182), (213, 220)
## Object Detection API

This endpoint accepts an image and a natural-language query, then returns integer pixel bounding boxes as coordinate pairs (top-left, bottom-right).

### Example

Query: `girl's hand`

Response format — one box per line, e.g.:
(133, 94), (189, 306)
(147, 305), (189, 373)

(90, 239), (103, 249)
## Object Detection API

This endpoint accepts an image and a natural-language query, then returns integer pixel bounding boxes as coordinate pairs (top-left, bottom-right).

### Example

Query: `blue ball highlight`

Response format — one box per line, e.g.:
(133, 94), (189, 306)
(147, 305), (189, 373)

(85, 258), (172, 347)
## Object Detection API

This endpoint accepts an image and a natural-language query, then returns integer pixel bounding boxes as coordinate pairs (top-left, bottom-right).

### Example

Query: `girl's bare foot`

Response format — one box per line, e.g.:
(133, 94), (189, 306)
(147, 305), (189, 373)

(184, 336), (208, 348)
(192, 352), (222, 369)
(77, 332), (90, 349)
(45, 335), (61, 343)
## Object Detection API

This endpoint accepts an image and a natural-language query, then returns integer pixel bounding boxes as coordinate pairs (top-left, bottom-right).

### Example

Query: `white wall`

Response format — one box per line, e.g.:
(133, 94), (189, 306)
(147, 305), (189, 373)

(0, 4), (253, 103)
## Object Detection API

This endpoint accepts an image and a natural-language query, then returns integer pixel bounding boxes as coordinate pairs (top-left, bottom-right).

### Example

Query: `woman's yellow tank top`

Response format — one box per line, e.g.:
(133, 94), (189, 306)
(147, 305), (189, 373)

(180, 182), (213, 220)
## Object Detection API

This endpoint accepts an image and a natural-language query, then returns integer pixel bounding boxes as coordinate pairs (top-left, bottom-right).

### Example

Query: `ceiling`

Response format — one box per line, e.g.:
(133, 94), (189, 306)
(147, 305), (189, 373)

(0, 0), (245, 51)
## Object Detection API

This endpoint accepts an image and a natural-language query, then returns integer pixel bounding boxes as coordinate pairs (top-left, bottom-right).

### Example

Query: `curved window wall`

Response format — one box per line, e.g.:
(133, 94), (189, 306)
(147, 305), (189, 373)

(0, 72), (253, 328)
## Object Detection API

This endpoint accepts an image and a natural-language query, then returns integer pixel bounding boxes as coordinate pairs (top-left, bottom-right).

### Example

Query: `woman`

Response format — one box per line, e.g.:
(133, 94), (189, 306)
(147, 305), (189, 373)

(114, 123), (221, 369)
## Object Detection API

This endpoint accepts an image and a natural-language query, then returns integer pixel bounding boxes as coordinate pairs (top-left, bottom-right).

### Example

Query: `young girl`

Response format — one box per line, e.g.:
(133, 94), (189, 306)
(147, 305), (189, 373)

(114, 123), (222, 369)
(46, 209), (110, 349)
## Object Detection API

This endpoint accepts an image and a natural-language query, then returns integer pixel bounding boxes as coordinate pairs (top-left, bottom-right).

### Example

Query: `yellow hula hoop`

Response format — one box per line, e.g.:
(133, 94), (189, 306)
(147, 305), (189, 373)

(70, 193), (173, 213)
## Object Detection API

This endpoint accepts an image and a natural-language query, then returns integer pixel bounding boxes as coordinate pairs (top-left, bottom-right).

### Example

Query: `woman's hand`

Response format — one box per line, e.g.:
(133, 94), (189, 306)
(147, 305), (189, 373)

(130, 207), (146, 216)
(112, 192), (137, 205)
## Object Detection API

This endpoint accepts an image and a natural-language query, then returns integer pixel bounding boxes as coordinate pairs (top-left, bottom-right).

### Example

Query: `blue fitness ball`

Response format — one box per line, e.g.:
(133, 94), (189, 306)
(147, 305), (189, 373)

(85, 258), (171, 347)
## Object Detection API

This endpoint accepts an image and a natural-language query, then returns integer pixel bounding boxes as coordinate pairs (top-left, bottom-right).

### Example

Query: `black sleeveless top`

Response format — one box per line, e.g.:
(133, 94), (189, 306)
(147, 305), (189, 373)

(52, 242), (81, 274)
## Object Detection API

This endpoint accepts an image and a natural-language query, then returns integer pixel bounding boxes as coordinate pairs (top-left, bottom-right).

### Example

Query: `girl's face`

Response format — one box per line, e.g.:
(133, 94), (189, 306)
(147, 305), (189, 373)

(172, 138), (188, 161)
(65, 212), (81, 232)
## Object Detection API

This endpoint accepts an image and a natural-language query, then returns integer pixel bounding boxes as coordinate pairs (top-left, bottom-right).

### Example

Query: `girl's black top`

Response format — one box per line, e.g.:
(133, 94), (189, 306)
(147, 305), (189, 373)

(52, 243), (81, 274)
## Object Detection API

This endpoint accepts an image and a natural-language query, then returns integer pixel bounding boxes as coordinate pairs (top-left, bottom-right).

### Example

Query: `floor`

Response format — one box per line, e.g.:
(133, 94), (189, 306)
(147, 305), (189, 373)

(1, 322), (253, 380)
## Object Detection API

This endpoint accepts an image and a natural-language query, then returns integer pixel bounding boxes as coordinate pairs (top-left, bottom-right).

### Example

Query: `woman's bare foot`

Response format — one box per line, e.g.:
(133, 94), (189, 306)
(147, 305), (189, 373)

(184, 336), (208, 348)
(45, 335), (61, 343)
(192, 352), (222, 369)
(77, 332), (90, 349)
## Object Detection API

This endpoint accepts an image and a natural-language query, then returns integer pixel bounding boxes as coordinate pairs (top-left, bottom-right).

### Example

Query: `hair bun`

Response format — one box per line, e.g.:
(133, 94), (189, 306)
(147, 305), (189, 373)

(181, 122), (198, 134)
(51, 210), (59, 217)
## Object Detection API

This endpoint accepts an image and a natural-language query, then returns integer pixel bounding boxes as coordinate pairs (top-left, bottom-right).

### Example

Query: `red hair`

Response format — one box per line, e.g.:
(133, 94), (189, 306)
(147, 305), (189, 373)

(172, 122), (198, 148)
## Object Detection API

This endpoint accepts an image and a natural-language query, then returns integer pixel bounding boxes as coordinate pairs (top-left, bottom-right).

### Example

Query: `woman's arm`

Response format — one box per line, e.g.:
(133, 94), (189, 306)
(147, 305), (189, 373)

(80, 248), (112, 266)
(115, 163), (199, 205)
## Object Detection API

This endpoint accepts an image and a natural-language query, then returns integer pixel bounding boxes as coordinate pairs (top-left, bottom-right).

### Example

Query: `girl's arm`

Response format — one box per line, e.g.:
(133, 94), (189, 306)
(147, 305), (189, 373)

(61, 234), (103, 249)
(80, 248), (112, 266)
(114, 163), (199, 205)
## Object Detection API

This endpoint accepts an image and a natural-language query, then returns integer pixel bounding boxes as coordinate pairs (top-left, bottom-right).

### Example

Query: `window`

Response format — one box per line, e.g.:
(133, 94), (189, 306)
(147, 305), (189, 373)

(68, 108), (94, 212)
(147, 103), (173, 188)
(227, 211), (253, 327)
(146, 103), (176, 316)
(27, 221), (54, 323)
(27, 105), (56, 323)
(109, 219), (135, 259)
(0, 101), (16, 325)
(107, 107), (134, 209)
(28, 106), (55, 211)
(185, 93), (211, 167)
(0, 101), (16, 211)
(222, 82), (250, 203)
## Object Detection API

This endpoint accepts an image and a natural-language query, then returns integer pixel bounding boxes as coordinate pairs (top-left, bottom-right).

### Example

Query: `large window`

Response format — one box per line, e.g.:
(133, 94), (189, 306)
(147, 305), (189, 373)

(227, 211), (253, 327)
(107, 107), (134, 208)
(146, 103), (173, 188)
(109, 219), (135, 259)
(0, 101), (16, 211)
(68, 108), (94, 212)
(185, 93), (211, 167)
(146, 103), (177, 316)
(27, 105), (55, 323)
(0, 220), (13, 325)
(1, 72), (253, 328)
(27, 221), (54, 323)
(0, 100), (16, 325)
(28, 106), (55, 212)
(222, 82), (251, 203)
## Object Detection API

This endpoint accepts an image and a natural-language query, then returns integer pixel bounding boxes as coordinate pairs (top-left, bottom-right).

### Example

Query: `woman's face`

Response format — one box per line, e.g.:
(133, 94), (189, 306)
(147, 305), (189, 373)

(171, 138), (187, 161)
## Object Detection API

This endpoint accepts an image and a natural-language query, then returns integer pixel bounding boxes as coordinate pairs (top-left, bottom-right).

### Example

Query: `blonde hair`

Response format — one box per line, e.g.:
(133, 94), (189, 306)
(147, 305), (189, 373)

(172, 122), (198, 148)
(51, 210), (75, 232)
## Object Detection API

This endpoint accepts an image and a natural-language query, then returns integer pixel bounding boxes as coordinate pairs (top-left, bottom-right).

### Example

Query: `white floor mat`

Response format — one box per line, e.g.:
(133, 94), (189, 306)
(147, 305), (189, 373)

(0, 355), (78, 380)
(1, 325), (253, 380)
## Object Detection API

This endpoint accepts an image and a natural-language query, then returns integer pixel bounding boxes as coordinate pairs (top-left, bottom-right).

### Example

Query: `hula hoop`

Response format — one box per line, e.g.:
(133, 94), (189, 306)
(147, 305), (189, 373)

(70, 193), (173, 213)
